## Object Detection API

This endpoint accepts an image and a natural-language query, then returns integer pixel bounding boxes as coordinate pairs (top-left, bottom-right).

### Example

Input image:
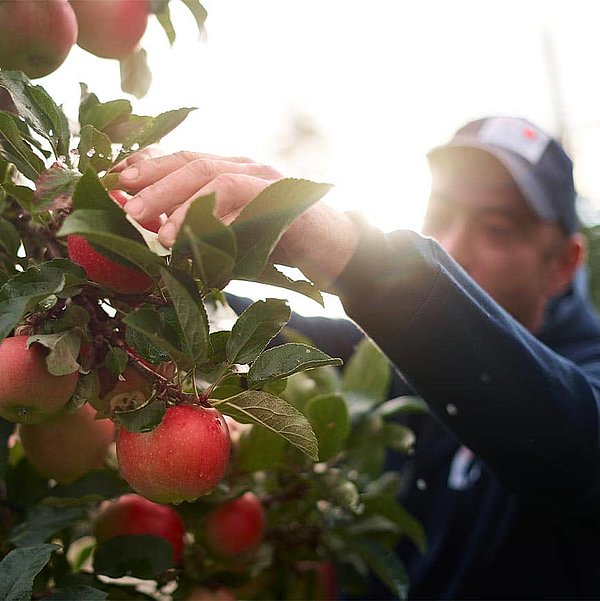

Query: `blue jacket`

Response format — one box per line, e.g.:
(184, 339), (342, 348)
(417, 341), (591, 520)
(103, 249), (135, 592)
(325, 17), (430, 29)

(229, 225), (600, 599)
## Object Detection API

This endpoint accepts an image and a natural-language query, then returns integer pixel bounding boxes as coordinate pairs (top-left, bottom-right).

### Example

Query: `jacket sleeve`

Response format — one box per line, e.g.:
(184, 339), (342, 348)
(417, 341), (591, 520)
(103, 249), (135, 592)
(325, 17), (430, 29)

(333, 223), (600, 511)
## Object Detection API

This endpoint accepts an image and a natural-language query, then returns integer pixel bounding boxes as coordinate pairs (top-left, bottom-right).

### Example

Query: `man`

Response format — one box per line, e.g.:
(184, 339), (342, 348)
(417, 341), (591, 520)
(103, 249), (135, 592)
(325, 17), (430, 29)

(116, 116), (600, 599)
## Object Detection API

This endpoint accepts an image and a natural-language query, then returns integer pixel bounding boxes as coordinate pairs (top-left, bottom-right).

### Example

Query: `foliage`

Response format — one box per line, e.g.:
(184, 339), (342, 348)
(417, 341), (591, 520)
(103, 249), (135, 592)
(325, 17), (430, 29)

(0, 72), (425, 600)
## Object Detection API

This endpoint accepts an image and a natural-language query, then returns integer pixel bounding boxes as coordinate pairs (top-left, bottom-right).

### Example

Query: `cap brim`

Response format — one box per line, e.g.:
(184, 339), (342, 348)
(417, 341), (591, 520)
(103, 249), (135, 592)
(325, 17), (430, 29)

(427, 138), (556, 222)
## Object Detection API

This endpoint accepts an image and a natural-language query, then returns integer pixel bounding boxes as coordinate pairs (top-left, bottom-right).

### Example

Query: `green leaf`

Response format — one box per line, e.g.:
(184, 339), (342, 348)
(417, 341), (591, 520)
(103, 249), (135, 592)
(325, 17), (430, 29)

(374, 395), (428, 417)
(119, 48), (152, 100)
(50, 585), (108, 600)
(0, 70), (70, 161)
(249, 263), (324, 306)
(172, 193), (236, 291)
(247, 343), (342, 389)
(0, 218), (20, 256)
(114, 398), (166, 434)
(27, 330), (81, 376)
(123, 307), (192, 368)
(160, 267), (209, 362)
(238, 424), (287, 471)
(216, 389), (318, 461)
(0, 112), (45, 181)
(342, 338), (392, 409)
(79, 95), (132, 134)
(34, 163), (81, 209)
(0, 543), (59, 601)
(230, 178), (332, 279)
(125, 326), (171, 365)
(94, 535), (173, 578)
(382, 422), (416, 454)
(155, 2), (176, 45)
(226, 298), (290, 365)
(0, 260), (86, 341)
(305, 393), (349, 461)
(10, 505), (85, 547)
(103, 347), (128, 375)
(77, 125), (113, 174)
(114, 107), (196, 164)
(180, 0), (208, 36)
(1, 182), (35, 213)
(44, 470), (130, 507)
(349, 538), (409, 600)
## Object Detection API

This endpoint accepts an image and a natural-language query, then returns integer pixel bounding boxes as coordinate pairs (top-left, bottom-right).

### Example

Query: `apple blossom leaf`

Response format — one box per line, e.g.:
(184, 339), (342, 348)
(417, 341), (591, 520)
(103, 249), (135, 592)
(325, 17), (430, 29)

(50, 585), (107, 600)
(246, 263), (324, 306)
(10, 505), (86, 547)
(69, 373), (100, 410)
(123, 307), (193, 368)
(119, 48), (152, 100)
(44, 470), (130, 507)
(374, 395), (428, 417)
(34, 163), (81, 210)
(180, 0), (208, 36)
(230, 178), (333, 279)
(247, 343), (342, 389)
(0, 112), (45, 181)
(1, 182), (35, 213)
(0, 543), (59, 601)
(160, 268), (209, 363)
(0, 70), (71, 162)
(238, 424), (287, 472)
(79, 97), (132, 135)
(125, 327), (171, 365)
(114, 398), (166, 434)
(94, 535), (173, 579)
(173, 193), (236, 291)
(215, 390), (318, 461)
(0, 260), (86, 342)
(27, 330), (82, 376)
(114, 107), (196, 165)
(305, 393), (349, 461)
(381, 422), (416, 455)
(350, 538), (410, 600)
(103, 347), (128, 376)
(155, 2), (176, 45)
(0, 218), (20, 256)
(78, 125), (113, 174)
(342, 338), (392, 414)
(226, 299), (291, 365)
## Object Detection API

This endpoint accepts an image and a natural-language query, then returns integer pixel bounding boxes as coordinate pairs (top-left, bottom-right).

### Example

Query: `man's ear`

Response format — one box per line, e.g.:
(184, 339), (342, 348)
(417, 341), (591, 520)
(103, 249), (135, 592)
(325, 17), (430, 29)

(548, 233), (586, 296)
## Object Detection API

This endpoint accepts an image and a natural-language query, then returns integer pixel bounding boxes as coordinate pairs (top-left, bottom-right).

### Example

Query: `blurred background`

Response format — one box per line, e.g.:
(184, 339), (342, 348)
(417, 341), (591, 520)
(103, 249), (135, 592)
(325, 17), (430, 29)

(36, 0), (600, 316)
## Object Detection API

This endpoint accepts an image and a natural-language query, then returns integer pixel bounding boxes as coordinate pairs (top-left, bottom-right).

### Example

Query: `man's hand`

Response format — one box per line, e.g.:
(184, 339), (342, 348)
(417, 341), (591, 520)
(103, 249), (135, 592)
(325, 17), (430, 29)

(116, 151), (361, 287)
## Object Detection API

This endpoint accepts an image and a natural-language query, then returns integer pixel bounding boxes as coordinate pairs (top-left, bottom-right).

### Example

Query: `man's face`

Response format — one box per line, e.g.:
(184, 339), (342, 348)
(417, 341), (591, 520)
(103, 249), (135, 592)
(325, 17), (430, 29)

(423, 149), (569, 332)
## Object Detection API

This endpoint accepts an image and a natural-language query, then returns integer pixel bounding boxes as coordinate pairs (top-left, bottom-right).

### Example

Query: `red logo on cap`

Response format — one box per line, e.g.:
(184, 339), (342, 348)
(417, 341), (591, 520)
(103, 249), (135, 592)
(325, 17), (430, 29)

(522, 127), (537, 141)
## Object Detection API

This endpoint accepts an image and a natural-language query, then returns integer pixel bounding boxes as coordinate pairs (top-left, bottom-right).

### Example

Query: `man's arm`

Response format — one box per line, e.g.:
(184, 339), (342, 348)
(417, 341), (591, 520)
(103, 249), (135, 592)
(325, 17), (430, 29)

(334, 221), (600, 512)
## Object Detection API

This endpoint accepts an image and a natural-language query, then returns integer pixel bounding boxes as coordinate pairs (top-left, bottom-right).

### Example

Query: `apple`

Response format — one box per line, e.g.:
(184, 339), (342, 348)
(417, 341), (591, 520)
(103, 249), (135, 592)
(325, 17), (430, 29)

(19, 402), (115, 483)
(206, 492), (265, 558)
(116, 404), (231, 504)
(67, 190), (158, 294)
(0, 335), (78, 424)
(0, 0), (78, 79)
(94, 493), (185, 562)
(70, 0), (149, 60)
(296, 560), (338, 601)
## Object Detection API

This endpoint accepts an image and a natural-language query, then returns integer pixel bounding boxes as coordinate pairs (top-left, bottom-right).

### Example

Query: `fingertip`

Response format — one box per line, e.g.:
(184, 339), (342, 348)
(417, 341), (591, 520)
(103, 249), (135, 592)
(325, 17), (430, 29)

(119, 166), (140, 184)
(158, 221), (177, 248)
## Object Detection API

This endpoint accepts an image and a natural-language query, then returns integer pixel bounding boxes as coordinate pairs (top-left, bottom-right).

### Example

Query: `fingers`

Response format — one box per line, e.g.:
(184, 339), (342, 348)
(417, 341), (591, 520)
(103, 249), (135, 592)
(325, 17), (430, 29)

(157, 173), (272, 247)
(119, 154), (281, 224)
(111, 145), (166, 172)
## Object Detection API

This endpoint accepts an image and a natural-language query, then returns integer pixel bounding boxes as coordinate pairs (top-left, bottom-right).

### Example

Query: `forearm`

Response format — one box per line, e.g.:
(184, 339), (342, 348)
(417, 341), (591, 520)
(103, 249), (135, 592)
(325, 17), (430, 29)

(334, 224), (600, 508)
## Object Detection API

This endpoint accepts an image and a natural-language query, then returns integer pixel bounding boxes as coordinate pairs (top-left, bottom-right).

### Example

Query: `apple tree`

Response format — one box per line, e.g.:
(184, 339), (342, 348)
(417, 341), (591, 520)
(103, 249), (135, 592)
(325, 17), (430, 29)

(0, 72), (426, 600)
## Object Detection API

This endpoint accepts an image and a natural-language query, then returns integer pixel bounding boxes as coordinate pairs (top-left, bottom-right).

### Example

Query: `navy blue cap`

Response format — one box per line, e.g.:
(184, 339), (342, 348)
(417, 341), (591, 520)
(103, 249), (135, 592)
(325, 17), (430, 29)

(427, 116), (577, 234)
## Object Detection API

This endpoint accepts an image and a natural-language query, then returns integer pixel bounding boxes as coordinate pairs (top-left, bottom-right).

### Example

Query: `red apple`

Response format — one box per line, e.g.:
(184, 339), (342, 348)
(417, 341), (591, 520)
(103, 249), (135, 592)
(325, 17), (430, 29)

(116, 404), (231, 504)
(95, 493), (185, 562)
(67, 190), (157, 294)
(19, 402), (115, 483)
(206, 492), (265, 558)
(0, 0), (78, 79)
(0, 335), (78, 424)
(70, 0), (149, 60)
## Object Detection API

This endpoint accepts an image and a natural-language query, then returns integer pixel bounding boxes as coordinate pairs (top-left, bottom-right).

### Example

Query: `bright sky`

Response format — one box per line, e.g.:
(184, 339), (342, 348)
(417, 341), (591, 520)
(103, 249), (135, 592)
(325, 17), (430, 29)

(39, 0), (600, 317)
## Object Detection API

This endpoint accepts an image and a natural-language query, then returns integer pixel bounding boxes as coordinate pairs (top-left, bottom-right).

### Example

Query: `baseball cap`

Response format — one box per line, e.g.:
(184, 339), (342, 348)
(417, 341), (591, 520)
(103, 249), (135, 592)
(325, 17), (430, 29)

(427, 116), (577, 234)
